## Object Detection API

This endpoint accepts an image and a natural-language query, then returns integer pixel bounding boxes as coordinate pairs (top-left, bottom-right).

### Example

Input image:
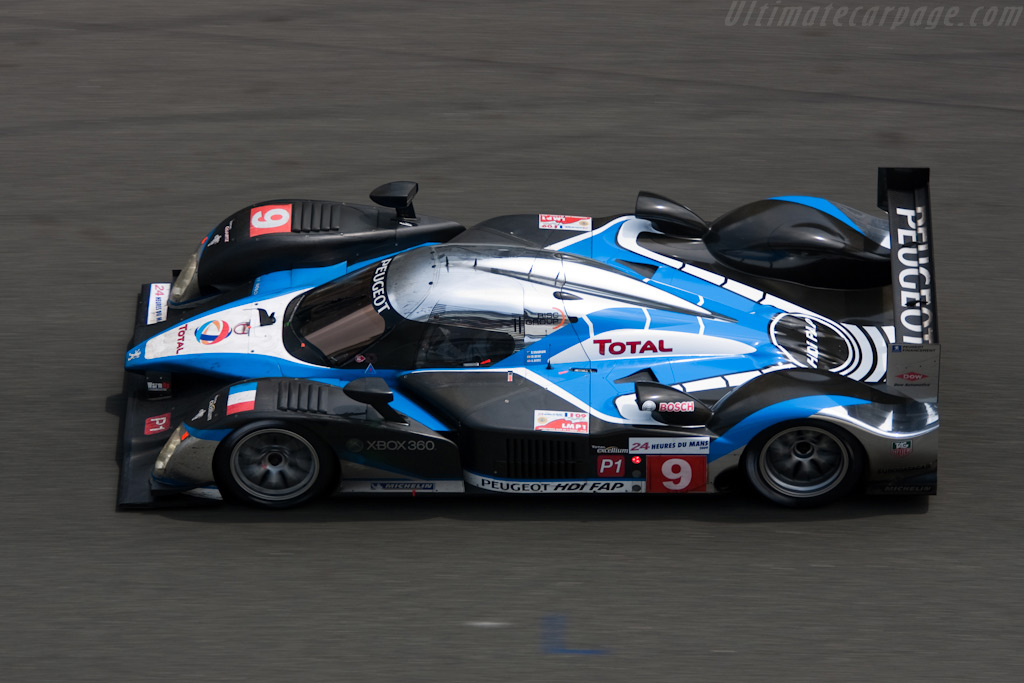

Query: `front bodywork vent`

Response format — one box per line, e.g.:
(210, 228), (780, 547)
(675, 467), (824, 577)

(277, 381), (330, 414)
(291, 201), (347, 233)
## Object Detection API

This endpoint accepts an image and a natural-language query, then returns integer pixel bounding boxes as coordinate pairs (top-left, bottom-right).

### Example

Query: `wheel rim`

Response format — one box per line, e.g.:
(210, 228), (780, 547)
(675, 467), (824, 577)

(758, 426), (850, 499)
(229, 429), (320, 502)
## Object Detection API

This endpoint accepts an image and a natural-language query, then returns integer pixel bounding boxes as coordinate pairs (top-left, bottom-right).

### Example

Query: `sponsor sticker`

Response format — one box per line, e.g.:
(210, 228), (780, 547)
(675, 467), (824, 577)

(525, 348), (548, 364)
(658, 400), (694, 413)
(534, 410), (589, 434)
(628, 437), (710, 455)
(892, 440), (913, 457)
(195, 320), (231, 345)
(175, 324), (188, 354)
(339, 480), (465, 493)
(465, 471), (643, 493)
(144, 413), (172, 435)
(887, 343), (939, 401)
(539, 214), (592, 231)
(226, 382), (258, 415)
(596, 455), (625, 477)
(370, 482), (436, 491)
(896, 372), (927, 382)
(147, 380), (170, 392)
(146, 283), (170, 325)
(647, 455), (707, 493)
(249, 204), (292, 235)
(371, 258), (392, 313)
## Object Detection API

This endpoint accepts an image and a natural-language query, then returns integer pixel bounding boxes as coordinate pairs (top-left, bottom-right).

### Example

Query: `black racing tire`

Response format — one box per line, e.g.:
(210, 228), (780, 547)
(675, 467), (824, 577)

(213, 421), (338, 509)
(743, 421), (863, 508)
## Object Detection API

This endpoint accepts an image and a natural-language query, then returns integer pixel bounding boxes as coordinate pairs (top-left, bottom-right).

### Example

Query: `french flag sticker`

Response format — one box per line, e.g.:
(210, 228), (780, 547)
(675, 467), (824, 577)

(226, 382), (258, 415)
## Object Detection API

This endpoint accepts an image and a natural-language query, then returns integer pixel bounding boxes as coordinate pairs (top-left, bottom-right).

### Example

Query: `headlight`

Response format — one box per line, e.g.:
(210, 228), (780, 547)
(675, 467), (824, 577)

(154, 424), (187, 474)
(169, 250), (201, 304)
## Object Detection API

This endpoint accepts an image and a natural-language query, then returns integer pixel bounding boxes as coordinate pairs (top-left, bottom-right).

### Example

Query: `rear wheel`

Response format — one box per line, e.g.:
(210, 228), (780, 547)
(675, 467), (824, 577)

(744, 421), (862, 507)
(214, 423), (337, 509)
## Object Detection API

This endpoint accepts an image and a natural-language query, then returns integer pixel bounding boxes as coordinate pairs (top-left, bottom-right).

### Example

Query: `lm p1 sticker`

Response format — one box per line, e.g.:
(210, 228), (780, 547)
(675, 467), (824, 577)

(250, 204), (292, 236)
(534, 410), (589, 434)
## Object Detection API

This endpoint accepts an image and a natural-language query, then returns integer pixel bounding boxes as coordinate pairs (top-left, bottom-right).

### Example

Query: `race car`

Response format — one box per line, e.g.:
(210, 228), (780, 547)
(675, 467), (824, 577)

(117, 168), (939, 509)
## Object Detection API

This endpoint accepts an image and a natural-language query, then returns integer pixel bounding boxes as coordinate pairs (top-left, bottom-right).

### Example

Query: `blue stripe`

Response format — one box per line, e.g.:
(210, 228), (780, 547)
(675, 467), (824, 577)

(709, 395), (869, 461)
(770, 196), (864, 234)
(230, 381), (257, 395)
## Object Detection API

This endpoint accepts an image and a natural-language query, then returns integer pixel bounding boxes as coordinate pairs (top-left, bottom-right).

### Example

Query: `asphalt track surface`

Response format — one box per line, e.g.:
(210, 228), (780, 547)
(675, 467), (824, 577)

(2, 2), (1023, 681)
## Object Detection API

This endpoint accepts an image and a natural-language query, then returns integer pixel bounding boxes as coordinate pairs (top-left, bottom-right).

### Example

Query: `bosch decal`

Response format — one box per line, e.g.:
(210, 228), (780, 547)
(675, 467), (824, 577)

(658, 401), (694, 413)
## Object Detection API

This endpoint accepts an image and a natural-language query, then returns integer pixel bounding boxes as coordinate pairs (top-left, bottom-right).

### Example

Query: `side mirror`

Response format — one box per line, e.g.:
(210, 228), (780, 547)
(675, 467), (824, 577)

(343, 377), (407, 423)
(634, 382), (711, 427)
(370, 181), (419, 222)
(635, 191), (708, 238)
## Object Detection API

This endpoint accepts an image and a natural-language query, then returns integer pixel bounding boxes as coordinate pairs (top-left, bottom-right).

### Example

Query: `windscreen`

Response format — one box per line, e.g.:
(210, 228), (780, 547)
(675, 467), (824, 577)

(290, 266), (386, 364)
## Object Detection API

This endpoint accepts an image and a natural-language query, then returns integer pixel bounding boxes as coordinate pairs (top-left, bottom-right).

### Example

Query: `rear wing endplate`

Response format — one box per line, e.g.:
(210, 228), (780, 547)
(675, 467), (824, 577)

(878, 167), (938, 344)
(879, 168), (939, 401)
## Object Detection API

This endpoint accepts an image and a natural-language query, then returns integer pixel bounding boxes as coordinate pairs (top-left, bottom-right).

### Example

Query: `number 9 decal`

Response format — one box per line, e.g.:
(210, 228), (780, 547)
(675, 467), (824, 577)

(250, 204), (292, 235)
(647, 455), (707, 493)
(660, 458), (693, 490)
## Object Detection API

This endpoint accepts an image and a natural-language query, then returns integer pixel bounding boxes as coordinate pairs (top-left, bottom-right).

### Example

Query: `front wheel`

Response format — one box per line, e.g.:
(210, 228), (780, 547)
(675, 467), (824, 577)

(214, 423), (337, 509)
(744, 421), (863, 508)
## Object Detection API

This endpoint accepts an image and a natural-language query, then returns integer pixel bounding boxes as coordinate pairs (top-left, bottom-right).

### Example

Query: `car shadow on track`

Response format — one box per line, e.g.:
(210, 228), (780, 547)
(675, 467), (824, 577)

(153, 488), (930, 525)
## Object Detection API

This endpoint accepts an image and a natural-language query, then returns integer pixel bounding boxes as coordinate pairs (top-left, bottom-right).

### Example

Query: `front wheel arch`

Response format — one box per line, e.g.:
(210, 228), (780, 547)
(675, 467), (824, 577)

(742, 420), (864, 508)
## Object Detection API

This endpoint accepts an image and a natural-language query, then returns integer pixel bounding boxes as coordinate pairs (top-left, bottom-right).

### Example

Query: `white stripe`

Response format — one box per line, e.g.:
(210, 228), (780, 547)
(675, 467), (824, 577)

(722, 280), (763, 301)
(864, 327), (890, 383)
(681, 376), (728, 393)
(227, 389), (257, 406)
(842, 324), (875, 380)
(725, 370), (762, 387)
(681, 263), (726, 286)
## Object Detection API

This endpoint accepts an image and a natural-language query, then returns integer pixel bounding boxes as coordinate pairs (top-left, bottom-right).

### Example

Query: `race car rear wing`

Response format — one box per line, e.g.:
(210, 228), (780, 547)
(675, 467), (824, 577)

(878, 167), (938, 345)
(879, 168), (939, 401)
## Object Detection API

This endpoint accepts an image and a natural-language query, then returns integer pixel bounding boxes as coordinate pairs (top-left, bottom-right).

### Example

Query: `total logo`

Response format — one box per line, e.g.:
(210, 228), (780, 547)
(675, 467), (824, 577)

(175, 324), (188, 354)
(594, 338), (672, 356)
(195, 320), (231, 345)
